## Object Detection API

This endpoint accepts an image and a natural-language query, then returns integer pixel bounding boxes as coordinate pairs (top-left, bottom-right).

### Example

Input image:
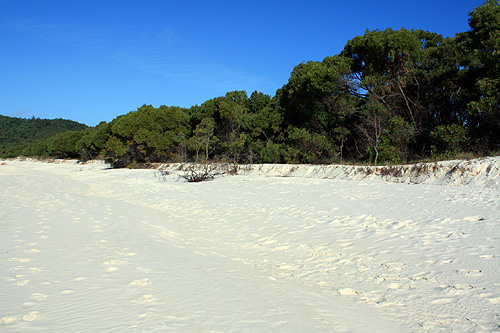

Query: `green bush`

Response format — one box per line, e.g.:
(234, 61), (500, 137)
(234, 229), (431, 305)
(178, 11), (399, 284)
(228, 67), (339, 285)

(430, 124), (468, 158)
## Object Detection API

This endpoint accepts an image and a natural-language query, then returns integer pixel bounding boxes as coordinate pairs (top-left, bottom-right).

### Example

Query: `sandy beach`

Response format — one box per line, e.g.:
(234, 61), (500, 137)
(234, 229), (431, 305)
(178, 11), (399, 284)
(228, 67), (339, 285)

(1, 158), (499, 331)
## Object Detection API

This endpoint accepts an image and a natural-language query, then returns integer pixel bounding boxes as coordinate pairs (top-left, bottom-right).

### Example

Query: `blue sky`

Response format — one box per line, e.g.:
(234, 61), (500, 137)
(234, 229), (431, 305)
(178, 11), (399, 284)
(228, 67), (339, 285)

(1, 0), (484, 126)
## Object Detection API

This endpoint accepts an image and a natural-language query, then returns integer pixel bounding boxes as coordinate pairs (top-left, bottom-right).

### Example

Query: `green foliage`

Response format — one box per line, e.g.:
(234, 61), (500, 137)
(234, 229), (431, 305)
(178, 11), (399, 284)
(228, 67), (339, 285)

(26, 139), (51, 158)
(459, 0), (500, 148)
(248, 91), (271, 114)
(342, 28), (434, 124)
(0, 115), (87, 158)
(111, 105), (188, 150)
(377, 117), (415, 164)
(105, 136), (128, 157)
(108, 104), (190, 165)
(50, 130), (85, 158)
(342, 28), (421, 79)
(258, 141), (285, 163)
(286, 127), (337, 163)
(75, 121), (112, 160)
(280, 55), (353, 132)
(188, 117), (216, 161)
(430, 124), (469, 157)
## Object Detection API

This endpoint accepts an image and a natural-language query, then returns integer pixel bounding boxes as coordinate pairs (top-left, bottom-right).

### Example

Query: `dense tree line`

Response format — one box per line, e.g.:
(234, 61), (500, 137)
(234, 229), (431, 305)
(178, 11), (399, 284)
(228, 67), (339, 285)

(0, 115), (87, 158)
(5, 1), (500, 166)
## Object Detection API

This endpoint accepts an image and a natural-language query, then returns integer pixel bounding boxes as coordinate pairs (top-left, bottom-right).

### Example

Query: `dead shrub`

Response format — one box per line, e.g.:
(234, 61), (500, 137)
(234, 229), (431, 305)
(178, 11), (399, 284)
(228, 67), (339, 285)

(181, 163), (219, 182)
(156, 163), (237, 183)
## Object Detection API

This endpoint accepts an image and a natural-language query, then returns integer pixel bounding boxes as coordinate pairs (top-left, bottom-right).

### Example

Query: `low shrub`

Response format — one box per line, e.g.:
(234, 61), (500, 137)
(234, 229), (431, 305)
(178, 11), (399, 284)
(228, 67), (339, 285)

(156, 163), (237, 182)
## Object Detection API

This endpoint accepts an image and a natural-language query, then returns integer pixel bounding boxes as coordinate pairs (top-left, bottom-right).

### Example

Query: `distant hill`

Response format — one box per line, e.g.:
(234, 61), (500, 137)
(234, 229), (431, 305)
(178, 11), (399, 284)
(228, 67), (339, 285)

(0, 115), (88, 157)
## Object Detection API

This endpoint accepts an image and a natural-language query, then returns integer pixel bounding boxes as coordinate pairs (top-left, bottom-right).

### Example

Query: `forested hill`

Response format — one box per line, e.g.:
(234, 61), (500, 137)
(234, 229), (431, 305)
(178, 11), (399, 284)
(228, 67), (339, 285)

(0, 115), (88, 157)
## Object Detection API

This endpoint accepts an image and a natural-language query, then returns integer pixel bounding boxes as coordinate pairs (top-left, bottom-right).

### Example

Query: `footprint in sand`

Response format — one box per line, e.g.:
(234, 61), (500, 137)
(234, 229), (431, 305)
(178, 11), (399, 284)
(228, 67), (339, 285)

(29, 268), (41, 274)
(16, 279), (30, 286)
(480, 254), (495, 259)
(31, 293), (48, 301)
(388, 283), (405, 290)
(60, 290), (74, 295)
(431, 298), (456, 304)
(130, 278), (149, 287)
(127, 314), (148, 328)
(22, 312), (39, 322)
(140, 295), (155, 303)
(8, 258), (31, 263)
(454, 269), (483, 276)
(104, 259), (124, 265)
(92, 225), (103, 233)
(104, 259), (126, 272)
(73, 277), (86, 282)
(1, 315), (18, 325)
(361, 293), (386, 304)
(337, 288), (358, 296)
(488, 297), (500, 304)
(23, 301), (39, 307)
(464, 216), (485, 221)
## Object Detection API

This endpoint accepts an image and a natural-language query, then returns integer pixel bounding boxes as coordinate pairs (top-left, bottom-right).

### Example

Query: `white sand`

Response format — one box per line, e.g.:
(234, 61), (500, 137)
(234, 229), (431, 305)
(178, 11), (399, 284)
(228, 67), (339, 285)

(1, 158), (499, 331)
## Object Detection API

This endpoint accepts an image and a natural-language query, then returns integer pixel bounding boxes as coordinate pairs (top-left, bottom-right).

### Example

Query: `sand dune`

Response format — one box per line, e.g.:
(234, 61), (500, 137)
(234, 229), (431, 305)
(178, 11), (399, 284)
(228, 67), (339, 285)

(1, 158), (499, 331)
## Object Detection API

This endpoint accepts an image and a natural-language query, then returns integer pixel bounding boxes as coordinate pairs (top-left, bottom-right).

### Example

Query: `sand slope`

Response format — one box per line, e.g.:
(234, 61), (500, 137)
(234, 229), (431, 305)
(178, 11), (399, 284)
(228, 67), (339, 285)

(1, 158), (499, 331)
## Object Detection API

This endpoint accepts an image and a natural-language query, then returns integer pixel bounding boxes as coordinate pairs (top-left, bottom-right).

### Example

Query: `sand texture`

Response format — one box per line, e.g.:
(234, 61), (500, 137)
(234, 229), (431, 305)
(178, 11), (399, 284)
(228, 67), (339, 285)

(1, 158), (499, 331)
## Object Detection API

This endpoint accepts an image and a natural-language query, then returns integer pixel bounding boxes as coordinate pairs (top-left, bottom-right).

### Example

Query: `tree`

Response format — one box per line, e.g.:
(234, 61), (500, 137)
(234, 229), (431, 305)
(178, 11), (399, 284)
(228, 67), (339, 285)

(334, 126), (350, 162)
(105, 136), (128, 158)
(341, 28), (427, 124)
(377, 116), (416, 163)
(355, 97), (389, 165)
(280, 55), (353, 133)
(50, 130), (85, 158)
(286, 127), (337, 163)
(248, 91), (271, 114)
(430, 124), (469, 158)
(459, 0), (500, 149)
(0, 115), (87, 158)
(217, 91), (250, 162)
(279, 55), (360, 163)
(340, 28), (471, 160)
(75, 121), (111, 160)
(28, 139), (51, 157)
(189, 117), (216, 161)
(109, 104), (189, 165)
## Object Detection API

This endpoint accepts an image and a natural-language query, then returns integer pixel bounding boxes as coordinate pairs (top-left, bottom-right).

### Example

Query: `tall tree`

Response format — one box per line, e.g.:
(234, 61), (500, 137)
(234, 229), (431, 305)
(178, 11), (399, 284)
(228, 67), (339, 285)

(189, 117), (216, 161)
(109, 104), (189, 165)
(459, 0), (500, 149)
(341, 28), (428, 124)
(280, 55), (353, 133)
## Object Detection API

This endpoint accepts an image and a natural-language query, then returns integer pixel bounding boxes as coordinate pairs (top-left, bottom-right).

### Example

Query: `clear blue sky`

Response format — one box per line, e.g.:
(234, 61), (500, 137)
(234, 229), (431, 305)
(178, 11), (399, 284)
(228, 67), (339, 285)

(1, 0), (484, 126)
